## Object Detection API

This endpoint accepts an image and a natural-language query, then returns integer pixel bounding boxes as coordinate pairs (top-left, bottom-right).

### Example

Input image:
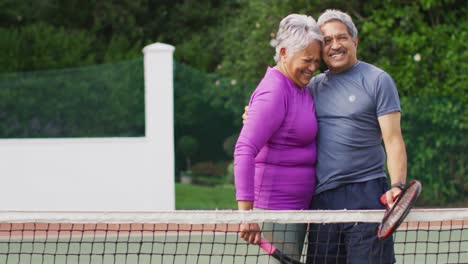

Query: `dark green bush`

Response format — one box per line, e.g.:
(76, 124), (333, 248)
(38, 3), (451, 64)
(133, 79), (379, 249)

(0, 59), (144, 138)
(191, 161), (227, 186)
(401, 96), (467, 205)
(0, 23), (95, 73)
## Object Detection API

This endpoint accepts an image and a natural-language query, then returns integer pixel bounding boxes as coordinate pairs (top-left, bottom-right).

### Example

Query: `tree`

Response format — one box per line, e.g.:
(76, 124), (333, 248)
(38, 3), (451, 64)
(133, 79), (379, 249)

(223, 134), (238, 158)
(177, 135), (199, 171)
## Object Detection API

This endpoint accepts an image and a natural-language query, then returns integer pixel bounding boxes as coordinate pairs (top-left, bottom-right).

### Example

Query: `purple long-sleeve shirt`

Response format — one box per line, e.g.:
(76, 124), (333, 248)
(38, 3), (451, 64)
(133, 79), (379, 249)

(234, 67), (317, 210)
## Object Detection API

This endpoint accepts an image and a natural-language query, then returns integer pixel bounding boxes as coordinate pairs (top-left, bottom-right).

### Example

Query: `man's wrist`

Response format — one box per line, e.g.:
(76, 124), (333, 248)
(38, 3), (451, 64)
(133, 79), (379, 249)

(391, 182), (407, 190)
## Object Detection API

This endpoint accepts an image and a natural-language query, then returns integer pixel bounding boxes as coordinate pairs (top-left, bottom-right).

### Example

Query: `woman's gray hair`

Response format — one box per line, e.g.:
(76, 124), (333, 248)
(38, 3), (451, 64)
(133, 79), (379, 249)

(317, 9), (358, 38)
(271, 14), (323, 63)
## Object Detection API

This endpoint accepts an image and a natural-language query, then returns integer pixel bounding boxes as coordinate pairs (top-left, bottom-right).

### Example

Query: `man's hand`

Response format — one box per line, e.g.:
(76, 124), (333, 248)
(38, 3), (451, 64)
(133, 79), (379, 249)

(384, 187), (403, 209)
(242, 106), (249, 124)
(239, 222), (261, 244)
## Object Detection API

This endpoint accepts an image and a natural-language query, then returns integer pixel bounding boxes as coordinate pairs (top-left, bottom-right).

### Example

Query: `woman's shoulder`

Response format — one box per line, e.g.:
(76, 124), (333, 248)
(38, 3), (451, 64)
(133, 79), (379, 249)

(257, 67), (291, 92)
(249, 67), (291, 105)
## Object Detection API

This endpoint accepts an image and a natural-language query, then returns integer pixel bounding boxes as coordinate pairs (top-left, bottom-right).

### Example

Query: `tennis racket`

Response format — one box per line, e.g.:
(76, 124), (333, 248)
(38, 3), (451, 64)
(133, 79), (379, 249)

(377, 180), (422, 240)
(260, 238), (304, 264)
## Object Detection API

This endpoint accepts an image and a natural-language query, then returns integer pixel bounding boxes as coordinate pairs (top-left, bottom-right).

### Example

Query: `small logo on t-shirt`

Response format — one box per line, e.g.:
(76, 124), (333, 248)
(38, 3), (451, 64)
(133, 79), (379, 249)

(348, 95), (356, 102)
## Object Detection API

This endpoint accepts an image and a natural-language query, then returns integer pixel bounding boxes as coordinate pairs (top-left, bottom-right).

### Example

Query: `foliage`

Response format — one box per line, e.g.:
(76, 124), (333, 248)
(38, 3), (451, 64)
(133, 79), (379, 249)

(0, 0), (148, 69)
(173, 62), (238, 174)
(192, 161), (225, 177)
(178, 135), (199, 158)
(225, 161), (235, 185)
(177, 135), (199, 171)
(0, 23), (95, 72)
(223, 134), (239, 158)
(358, 1), (468, 98)
(210, 1), (292, 117)
(0, 59), (144, 137)
(163, 1), (241, 71)
(401, 96), (466, 205)
(191, 161), (227, 186)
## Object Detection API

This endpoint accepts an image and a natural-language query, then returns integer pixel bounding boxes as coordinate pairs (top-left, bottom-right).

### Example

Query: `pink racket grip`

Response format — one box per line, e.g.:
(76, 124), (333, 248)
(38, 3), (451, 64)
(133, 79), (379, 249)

(260, 238), (276, 254)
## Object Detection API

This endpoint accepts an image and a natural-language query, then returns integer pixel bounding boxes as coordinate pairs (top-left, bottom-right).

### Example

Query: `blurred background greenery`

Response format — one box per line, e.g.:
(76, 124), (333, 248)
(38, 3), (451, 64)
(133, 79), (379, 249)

(0, 0), (466, 207)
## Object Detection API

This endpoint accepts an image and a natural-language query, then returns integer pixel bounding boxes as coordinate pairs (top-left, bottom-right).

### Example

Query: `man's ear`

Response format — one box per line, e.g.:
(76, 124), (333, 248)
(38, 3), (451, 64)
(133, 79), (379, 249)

(354, 37), (359, 48)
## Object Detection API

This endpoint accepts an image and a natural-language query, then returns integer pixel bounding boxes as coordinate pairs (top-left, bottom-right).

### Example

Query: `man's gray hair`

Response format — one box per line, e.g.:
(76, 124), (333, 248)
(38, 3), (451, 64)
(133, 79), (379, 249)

(317, 9), (358, 38)
(271, 14), (323, 63)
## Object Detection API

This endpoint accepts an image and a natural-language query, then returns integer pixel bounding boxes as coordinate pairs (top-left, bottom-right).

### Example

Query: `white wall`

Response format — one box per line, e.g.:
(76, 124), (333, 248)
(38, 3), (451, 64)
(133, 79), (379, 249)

(0, 43), (175, 211)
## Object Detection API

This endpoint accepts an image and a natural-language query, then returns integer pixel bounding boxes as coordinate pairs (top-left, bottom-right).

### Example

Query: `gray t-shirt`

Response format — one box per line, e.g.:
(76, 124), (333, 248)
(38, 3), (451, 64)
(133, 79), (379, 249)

(308, 61), (401, 194)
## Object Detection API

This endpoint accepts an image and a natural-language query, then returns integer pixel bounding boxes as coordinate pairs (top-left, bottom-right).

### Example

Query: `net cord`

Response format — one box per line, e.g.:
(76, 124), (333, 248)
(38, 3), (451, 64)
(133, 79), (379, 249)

(0, 208), (467, 224)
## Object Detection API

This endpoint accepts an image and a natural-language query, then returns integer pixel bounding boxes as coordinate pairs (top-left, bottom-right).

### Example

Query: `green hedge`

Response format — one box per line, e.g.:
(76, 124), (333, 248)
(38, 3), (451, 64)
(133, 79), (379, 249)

(0, 59), (144, 138)
(401, 96), (466, 206)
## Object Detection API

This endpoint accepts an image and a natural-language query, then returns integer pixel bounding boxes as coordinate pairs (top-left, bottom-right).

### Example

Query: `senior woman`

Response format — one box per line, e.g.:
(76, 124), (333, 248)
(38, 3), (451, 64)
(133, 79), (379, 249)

(234, 14), (322, 262)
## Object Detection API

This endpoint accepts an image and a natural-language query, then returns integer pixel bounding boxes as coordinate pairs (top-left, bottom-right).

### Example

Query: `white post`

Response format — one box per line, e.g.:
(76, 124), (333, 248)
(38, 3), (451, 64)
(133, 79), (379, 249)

(143, 43), (176, 209)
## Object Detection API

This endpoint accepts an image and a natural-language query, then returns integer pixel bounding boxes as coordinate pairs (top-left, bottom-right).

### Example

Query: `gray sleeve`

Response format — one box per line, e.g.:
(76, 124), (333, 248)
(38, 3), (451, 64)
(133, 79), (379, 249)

(306, 78), (316, 96)
(374, 72), (401, 116)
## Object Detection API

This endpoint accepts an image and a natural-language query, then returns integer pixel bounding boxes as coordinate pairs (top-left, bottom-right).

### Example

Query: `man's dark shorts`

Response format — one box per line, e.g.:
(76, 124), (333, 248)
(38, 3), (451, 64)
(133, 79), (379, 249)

(306, 177), (396, 264)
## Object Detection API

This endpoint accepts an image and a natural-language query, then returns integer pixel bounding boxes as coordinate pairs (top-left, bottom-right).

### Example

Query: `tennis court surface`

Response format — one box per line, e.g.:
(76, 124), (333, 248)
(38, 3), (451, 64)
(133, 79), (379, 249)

(1, 209), (467, 263)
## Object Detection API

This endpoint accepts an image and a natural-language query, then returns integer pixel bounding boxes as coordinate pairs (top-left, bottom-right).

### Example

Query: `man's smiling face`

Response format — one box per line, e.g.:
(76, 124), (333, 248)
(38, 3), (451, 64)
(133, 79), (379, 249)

(320, 20), (358, 73)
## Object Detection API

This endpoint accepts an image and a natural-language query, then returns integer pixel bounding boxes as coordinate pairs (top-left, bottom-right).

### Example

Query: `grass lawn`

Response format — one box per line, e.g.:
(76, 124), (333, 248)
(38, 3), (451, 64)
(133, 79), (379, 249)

(175, 183), (237, 209)
(175, 183), (467, 210)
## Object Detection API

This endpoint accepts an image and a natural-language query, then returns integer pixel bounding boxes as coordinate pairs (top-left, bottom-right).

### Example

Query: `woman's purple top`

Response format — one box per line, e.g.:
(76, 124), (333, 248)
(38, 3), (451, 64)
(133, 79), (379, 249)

(234, 67), (318, 210)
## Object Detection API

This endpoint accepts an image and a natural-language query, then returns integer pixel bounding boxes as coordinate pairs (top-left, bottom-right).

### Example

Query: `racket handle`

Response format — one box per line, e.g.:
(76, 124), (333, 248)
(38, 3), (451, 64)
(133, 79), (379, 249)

(260, 238), (276, 254)
(380, 192), (402, 208)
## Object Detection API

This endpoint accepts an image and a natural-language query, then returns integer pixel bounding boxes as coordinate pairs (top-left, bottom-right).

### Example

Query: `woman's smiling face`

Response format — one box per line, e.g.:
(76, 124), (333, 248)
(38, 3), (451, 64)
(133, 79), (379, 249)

(280, 41), (321, 87)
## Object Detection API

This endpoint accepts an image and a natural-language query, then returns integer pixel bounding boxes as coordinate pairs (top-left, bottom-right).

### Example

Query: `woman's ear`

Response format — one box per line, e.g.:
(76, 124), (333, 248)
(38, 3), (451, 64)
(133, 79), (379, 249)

(279, 47), (287, 61)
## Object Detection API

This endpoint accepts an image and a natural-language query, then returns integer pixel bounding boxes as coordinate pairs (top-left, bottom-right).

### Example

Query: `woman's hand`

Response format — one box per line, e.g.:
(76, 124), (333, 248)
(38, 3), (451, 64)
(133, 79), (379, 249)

(237, 201), (260, 244)
(239, 222), (261, 244)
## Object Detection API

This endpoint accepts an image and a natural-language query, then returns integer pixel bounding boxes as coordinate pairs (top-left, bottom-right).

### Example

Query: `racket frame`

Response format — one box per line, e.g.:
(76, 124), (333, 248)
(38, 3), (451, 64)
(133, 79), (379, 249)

(377, 180), (422, 240)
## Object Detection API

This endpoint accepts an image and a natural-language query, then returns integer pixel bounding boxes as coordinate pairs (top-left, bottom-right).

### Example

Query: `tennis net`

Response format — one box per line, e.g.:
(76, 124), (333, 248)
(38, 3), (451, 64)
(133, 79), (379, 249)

(1, 209), (467, 263)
